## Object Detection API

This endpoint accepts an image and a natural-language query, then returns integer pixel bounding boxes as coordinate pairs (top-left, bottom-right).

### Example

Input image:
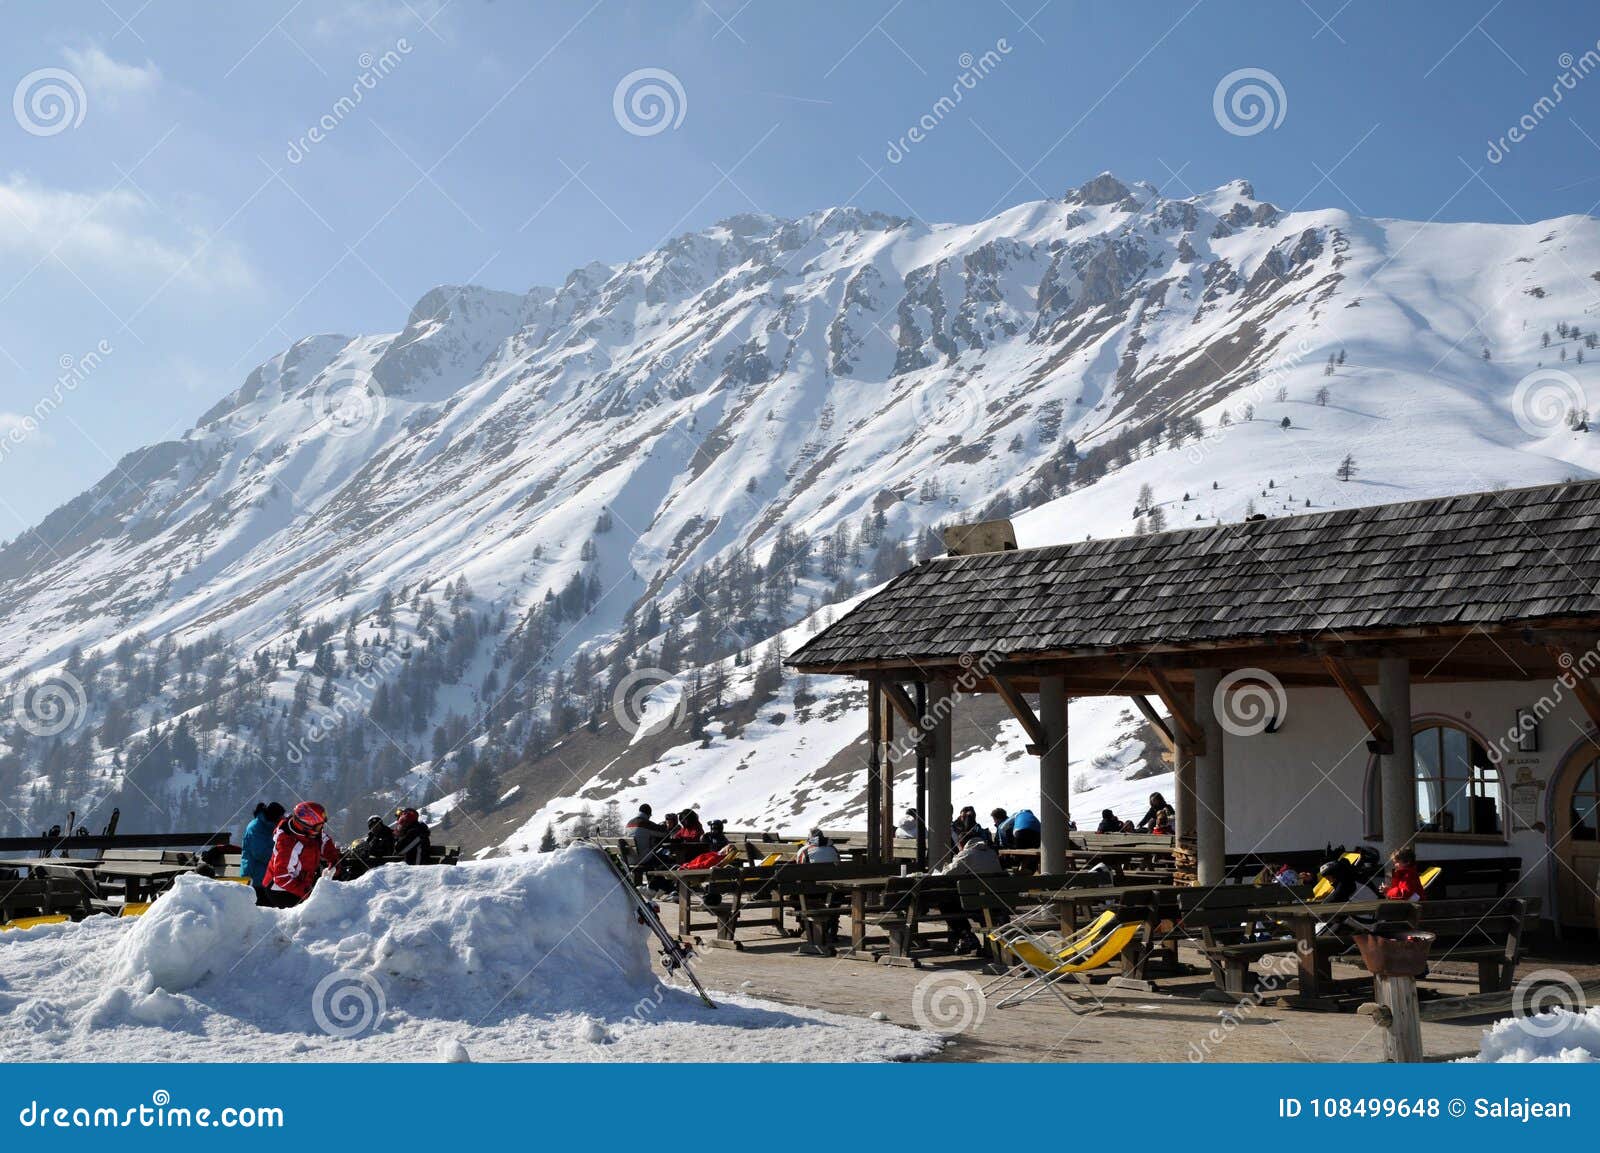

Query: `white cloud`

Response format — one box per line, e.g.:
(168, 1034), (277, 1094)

(0, 177), (254, 294)
(61, 45), (161, 101)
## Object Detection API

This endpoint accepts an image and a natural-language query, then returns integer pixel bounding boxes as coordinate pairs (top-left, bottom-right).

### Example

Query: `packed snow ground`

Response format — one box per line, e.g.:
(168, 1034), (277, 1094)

(1463, 1008), (1600, 1063)
(0, 848), (938, 1063)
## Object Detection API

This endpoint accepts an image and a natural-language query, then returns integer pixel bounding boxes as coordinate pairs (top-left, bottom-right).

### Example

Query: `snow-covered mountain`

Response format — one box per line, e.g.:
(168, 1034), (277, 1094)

(5, 172), (1600, 849)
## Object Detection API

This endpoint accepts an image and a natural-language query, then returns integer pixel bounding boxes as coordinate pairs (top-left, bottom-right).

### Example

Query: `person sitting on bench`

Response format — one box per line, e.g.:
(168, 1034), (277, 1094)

(194, 845), (228, 878)
(898, 808), (922, 840)
(673, 810), (705, 842)
(1135, 792), (1174, 833)
(795, 829), (840, 864)
(935, 829), (1004, 954)
(392, 807), (432, 864)
(1096, 808), (1123, 833)
(1383, 846), (1424, 901)
(626, 804), (663, 855)
(950, 806), (990, 850)
(703, 818), (729, 851)
(993, 807), (1041, 850)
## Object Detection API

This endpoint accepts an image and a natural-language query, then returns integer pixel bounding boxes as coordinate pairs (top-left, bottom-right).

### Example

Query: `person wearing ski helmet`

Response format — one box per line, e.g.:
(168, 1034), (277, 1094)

(259, 801), (340, 907)
(392, 806), (432, 865)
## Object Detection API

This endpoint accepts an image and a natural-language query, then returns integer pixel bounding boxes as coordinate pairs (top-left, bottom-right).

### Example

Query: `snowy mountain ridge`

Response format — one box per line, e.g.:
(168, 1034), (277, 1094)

(5, 171), (1600, 845)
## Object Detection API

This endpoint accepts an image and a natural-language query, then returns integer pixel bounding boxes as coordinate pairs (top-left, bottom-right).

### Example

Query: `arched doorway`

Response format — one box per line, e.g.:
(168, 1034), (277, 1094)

(1550, 753), (1600, 930)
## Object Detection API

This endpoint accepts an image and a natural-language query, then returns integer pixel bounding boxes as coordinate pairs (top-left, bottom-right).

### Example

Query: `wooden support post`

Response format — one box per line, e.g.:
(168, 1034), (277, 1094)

(1174, 724), (1197, 847)
(1130, 694), (1176, 754)
(866, 682), (882, 861)
(1039, 675), (1070, 875)
(1145, 667), (1204, 754)
(1192, 668), (1225, 886)
(1378, 657), (1415, 859)
(915, 682), (929, 872)
(928, 676), (954, 871)
(1364, 975), (1424, 1062)
(1322, 654), (1393, 753)
(880, 697), (895, 864)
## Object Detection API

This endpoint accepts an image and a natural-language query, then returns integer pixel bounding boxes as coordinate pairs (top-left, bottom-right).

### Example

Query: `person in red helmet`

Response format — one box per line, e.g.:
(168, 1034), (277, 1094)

(391, 806), (432, 865)
(259, 801), (340, 907)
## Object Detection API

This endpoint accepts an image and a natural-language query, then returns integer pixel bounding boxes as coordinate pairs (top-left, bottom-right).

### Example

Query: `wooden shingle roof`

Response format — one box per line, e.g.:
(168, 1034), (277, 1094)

(788, 478), (1600, 671)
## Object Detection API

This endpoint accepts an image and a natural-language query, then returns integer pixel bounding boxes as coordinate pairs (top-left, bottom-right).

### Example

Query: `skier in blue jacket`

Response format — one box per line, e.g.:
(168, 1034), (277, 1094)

(992, 807), (1041, 850)
(240, 801), (285, 889)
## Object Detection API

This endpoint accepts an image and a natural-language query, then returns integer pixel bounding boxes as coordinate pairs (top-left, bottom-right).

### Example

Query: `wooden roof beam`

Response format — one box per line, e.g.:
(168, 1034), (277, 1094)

(878, 681), (920, 728)
(1320, 654), (1394, 753)
(1129, 694), (1176, 754)
(1145, 667), (1204, 754)
(990, 674), (1046, 754)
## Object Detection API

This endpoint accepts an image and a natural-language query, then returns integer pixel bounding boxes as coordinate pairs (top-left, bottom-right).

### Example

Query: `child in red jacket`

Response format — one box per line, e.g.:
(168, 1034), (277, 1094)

(1383, 846), (1424, 901)
(260, 802), (340, 907)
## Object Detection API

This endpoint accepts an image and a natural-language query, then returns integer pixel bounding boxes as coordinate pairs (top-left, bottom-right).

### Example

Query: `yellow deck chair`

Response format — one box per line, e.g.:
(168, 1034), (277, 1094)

(982, 908), (1118, 995)
(0, 914), (70, 932)
(986, 912), (1142, 1012)
(119, 901), (152, 917)
(1419, 866), (1441, 891)
(1310, 851), (1362, 901)
(758, 852), (783, 867)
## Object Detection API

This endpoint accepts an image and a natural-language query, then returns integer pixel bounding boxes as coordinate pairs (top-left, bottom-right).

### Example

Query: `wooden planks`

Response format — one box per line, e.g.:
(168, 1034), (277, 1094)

(789, 479), (1600, 672)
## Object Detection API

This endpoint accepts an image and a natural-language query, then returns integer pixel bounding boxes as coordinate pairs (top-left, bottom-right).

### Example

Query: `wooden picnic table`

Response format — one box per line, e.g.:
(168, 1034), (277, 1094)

(818, 875), (907, 955)
(0, 856), (101, 871)
(1, 855), (195, 904)
(1247, 898), (1405, 1004)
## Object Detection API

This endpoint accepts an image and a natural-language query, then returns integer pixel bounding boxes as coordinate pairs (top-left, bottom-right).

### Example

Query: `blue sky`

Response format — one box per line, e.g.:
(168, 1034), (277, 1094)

(3, 0), (1600, 528)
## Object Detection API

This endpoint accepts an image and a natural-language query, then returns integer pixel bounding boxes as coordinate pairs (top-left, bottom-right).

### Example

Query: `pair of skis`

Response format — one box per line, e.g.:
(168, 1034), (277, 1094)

(591, 841), (716, 1009)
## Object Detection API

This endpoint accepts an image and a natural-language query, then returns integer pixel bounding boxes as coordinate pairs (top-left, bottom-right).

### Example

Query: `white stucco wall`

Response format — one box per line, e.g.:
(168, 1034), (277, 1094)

(1218, 679), (1587, 923)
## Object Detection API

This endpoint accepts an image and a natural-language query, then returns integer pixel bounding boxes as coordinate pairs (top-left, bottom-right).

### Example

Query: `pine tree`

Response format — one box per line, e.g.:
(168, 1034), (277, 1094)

(1336, 454), (1358, 482)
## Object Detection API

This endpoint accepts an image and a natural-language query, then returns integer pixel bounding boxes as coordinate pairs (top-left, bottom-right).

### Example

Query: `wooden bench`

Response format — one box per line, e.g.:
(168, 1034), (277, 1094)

(1376, 896), (1533, 994)
(0, 876), (93, 924)
(660, 860), (887, 948)
(1176, 885), (1325, 996)
(1418, 857), (1520, 900)
(364, 844), (461, 867)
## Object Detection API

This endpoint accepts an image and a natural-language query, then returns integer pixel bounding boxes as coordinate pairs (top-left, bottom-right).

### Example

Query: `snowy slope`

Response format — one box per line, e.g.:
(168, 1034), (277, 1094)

(4, 172), (1600, 844)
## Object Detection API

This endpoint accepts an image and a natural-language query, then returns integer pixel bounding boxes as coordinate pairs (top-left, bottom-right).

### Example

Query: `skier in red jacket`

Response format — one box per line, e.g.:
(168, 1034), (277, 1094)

(259, 801), (340, 907)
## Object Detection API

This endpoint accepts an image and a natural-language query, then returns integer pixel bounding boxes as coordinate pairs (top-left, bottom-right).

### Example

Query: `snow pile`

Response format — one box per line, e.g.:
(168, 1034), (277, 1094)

(0, 847), (937, 1062)
(1463, 1008), (1600, 1063)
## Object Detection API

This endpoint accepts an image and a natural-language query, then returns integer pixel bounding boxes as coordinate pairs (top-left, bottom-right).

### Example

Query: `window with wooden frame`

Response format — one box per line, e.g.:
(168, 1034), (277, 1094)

(1366, 722), (1506, 840)
(1413, 724), (1503, 837)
